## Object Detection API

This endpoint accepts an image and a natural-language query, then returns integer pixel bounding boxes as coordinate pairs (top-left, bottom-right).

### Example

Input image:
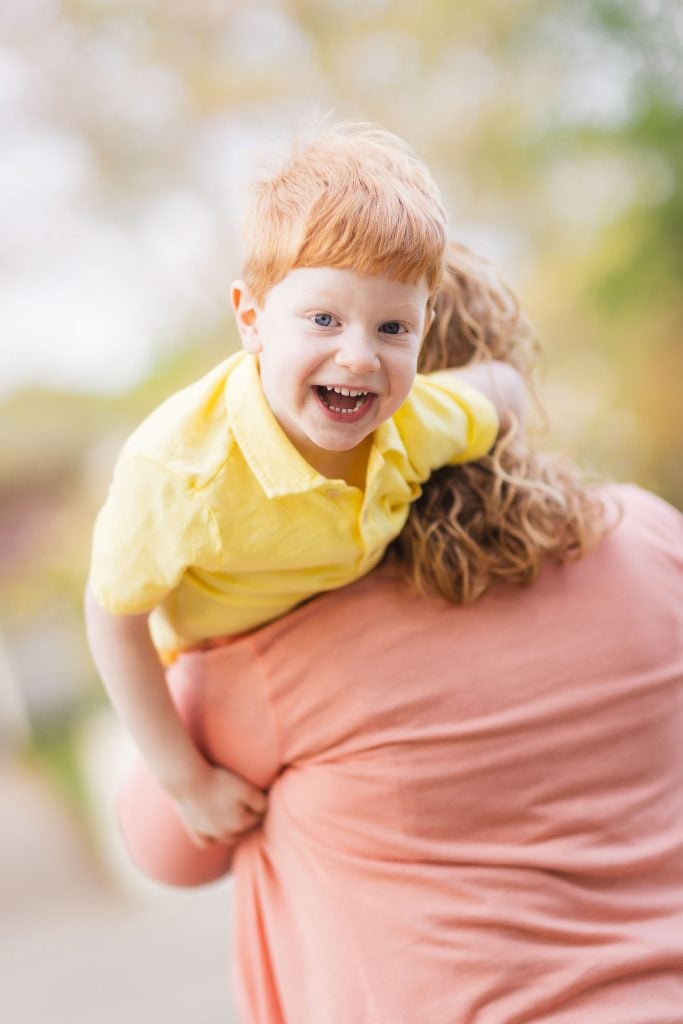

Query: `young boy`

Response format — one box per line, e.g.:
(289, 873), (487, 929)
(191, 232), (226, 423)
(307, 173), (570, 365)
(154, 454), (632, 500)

(85, 123), (524, 848)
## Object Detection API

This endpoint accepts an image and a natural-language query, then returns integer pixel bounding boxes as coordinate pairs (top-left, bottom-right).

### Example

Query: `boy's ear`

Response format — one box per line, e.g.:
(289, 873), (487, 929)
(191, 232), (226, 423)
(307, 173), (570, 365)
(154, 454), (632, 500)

(231, 281), (262, 353)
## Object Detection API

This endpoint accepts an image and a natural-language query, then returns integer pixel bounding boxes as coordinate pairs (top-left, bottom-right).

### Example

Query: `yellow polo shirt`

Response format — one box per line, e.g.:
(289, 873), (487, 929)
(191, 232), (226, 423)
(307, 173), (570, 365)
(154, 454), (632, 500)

(90, 351), (497, 660)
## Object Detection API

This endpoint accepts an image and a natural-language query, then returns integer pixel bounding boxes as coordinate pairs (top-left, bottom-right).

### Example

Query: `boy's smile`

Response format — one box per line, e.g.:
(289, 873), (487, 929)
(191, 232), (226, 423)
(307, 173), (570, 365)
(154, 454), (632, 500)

(232, 267), (432, 483)
(314, 385), (375, 420)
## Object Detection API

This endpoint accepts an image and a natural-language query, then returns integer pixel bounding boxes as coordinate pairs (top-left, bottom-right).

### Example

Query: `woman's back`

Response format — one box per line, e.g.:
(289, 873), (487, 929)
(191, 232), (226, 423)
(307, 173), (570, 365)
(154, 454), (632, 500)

(122, 484), (683, 1022)
(189, 484), (683, 1023)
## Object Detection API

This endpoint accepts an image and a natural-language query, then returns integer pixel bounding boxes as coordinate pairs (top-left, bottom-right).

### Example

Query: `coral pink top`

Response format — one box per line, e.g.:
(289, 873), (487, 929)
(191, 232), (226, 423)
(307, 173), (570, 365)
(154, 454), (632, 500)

(122, 485), (683, 1023)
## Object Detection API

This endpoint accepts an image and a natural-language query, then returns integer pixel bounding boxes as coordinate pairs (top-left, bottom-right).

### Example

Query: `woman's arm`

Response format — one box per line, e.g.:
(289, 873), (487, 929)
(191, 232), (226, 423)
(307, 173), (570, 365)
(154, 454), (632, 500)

(84, 583), (267, 846)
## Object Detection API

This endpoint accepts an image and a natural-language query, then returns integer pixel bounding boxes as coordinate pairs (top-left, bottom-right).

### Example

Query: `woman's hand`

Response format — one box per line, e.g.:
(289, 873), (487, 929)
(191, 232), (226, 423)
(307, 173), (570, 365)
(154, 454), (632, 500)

(170, 759), (269, 849)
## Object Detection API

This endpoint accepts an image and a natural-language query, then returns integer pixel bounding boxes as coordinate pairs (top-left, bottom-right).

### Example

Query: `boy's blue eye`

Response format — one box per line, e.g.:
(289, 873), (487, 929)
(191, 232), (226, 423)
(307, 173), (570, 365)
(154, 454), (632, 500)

(313, 313), (334, 327)
(380, 321), (403, 335)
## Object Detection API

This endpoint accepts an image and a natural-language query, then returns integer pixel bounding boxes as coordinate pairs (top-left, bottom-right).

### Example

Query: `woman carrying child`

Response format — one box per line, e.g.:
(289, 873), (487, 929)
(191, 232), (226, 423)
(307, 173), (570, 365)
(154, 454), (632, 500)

(116, 243), (683, 1023)
(85, 124), (524, 848)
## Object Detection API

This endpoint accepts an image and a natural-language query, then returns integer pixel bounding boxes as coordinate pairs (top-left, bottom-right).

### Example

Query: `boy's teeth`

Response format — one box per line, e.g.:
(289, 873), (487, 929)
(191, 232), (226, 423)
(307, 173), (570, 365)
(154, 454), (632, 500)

(318, 384), (371, 414)
(326, 399), (366, 413)
(325, 386), (368, 397)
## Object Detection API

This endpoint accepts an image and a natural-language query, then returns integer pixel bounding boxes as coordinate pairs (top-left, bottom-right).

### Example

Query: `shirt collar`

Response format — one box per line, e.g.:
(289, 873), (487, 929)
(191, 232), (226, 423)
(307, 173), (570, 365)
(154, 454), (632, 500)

(225, 353), (327, 497)
(225, 352), (411, 496)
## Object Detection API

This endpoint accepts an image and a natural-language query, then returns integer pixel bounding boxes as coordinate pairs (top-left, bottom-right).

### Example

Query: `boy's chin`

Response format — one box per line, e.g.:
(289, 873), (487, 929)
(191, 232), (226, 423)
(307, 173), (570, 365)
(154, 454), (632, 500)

(308, 431), (373, 453)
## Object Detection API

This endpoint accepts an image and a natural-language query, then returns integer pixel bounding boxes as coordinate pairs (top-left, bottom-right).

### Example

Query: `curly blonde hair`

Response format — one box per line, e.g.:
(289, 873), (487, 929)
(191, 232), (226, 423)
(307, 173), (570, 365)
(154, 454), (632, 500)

(389, 242), (613, 603)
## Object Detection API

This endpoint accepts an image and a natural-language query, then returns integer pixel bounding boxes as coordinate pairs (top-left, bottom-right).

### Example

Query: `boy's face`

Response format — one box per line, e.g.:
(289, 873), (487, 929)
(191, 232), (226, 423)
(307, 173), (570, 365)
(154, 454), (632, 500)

(232, 267), (432, 476)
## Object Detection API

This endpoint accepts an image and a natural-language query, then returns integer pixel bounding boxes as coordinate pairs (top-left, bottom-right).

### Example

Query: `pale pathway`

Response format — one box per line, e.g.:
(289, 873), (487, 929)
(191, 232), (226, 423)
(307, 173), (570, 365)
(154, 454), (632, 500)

(1, 746), (240, 1024)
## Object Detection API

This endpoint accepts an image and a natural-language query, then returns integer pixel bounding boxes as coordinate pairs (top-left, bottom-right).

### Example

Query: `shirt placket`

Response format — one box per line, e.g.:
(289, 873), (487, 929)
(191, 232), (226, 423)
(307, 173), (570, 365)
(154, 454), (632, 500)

(358, 455), (387, 569)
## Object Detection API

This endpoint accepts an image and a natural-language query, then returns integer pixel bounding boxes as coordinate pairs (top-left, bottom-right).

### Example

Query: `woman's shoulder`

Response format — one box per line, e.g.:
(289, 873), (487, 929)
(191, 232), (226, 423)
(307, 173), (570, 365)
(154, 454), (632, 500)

(603, 482), (682, 547)
(580, 482), (683, 605)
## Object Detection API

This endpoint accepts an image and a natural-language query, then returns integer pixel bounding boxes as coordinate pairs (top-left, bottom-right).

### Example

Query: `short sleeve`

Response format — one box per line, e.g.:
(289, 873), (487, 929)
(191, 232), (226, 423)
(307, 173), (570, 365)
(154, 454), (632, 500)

(393, 372), (498, 479)
(89, 453), (218, 615)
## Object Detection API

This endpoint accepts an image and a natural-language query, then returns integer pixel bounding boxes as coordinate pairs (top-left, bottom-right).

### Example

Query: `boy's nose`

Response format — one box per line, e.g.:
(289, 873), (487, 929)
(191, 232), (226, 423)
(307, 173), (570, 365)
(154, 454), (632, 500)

(334, 332), (381, 374)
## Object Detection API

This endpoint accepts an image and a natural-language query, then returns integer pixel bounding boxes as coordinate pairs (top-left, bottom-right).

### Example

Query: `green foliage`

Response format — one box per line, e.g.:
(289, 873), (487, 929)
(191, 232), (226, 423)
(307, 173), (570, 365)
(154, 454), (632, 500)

(25, 723), (89, 813)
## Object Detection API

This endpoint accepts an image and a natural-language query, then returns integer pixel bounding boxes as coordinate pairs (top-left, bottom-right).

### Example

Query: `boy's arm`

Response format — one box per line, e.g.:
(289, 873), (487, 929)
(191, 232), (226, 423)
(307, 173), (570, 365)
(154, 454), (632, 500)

(84, 583), (267, 847)
(443, 360), (526, 434)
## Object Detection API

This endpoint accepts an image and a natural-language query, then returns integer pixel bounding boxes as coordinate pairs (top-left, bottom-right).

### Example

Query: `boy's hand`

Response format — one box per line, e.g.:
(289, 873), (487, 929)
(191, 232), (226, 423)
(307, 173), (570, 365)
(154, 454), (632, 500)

(170, 759), (269, 849)
(447, 360), (527, 434)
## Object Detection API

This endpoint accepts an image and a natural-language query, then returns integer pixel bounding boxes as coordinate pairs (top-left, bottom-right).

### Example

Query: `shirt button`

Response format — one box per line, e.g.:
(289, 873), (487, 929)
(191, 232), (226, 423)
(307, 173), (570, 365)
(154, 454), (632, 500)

(326, 488), (341, 498)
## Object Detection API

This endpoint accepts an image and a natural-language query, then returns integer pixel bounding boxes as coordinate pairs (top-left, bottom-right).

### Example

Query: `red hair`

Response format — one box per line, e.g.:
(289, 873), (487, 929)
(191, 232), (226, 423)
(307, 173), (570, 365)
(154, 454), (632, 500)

(241, 123), (447, 305)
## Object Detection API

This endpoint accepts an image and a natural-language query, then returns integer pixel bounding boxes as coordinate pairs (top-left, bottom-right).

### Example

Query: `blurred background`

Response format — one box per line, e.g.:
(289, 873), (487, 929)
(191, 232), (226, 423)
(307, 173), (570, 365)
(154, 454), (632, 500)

(1, 1), (681, 1020)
